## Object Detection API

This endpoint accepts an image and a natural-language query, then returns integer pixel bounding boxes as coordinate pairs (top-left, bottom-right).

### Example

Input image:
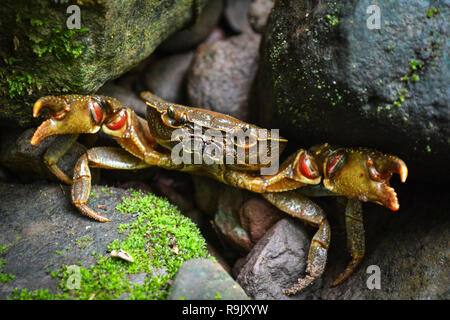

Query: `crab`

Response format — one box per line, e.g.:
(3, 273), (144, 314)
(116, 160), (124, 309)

(30, 92), (408, 295)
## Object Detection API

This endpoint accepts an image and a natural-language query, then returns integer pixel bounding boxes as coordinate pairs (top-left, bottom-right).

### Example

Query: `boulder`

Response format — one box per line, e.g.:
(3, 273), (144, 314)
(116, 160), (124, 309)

(257, 0), (449, 182)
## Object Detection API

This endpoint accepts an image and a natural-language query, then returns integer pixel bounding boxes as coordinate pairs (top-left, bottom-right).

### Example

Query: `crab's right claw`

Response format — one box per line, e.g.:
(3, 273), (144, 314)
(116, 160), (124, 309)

(312, 144), (408, 211)
(31, 95), (120, 145)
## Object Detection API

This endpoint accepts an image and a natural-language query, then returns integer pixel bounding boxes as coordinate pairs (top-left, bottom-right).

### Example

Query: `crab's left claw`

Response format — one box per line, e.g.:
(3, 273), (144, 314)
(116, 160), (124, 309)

(31, 95), (119, 145)
(312, 144), (408, 211)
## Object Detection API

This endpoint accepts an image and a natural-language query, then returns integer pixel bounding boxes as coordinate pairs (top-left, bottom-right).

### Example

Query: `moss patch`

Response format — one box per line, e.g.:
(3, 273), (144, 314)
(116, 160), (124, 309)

(8, 191), (212, 300)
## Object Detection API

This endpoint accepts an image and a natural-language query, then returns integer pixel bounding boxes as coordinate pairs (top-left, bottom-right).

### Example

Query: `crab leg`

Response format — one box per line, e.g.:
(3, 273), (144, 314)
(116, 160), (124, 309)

(262, 191), (331, 295)
(43, 134), (79, 185)
(222, 149), (321, 193)
(72, 147), (151, 222)
(332, 198), (365, 286)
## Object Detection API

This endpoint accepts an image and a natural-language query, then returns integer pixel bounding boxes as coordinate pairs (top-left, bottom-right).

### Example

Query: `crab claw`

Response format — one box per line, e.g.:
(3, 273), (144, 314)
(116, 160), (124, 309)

(312, 144), (408, 211)
(31, 95), (118, 145)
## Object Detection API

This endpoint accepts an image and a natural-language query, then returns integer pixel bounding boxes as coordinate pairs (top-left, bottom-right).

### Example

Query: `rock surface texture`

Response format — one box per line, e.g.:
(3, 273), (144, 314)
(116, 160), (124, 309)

(0, 0), (209, 127)
(257, 0), (449, 182)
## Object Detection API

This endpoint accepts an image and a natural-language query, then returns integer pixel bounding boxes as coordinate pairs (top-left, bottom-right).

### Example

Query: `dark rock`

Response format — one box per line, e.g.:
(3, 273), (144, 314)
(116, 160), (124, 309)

(193, 176), (222, 217)
(1, 0), (210, 128)
(239, 196), (284, 244)
(168, 258), (248, 300)
(236, 218), (319, 300)
(248, 0), (274, 33)
(0, 128), (86, 183)
(144, 51), (195, 104)
(97, 82), (148, 117)
(187, 32), (261, 120)
(224, 0), (252, 33)
(257, 0), (450, 182)
(158, 0), (224, 54)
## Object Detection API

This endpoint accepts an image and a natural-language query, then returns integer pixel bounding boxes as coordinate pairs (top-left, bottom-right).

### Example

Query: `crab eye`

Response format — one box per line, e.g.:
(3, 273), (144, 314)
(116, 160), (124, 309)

(89, 99), (103, 124)
(167, 106), (175, 119)
(106, 109), (127, 130)
(326, 150), (346, 177)
(299, 152), (320, 180)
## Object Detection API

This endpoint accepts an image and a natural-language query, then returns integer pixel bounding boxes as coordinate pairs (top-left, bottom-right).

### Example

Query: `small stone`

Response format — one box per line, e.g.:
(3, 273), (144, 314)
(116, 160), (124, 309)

(144, 51), (195, 104)
(168, 258), (248, 300)
(248, 0), (274, 33)
(236, 219), (319, 300)
(224, 0), (252, 33)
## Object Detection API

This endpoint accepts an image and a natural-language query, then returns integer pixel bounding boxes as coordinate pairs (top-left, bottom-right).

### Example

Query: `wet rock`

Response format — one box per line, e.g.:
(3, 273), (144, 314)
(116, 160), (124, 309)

(168, 258), (248, 300)
(320, 183), (450, 300)
(248, 0), (274, 33)
(193, 176), (222, 217)
(159, 0), (224, 54)
(144, 51), (195, 104)
(257, 0), (450, 182)
(239, 197), (284, 244)
(187, 32), (261, 120)
(236, 218), (319, 300)
(0, 182), (210, 300)
(0, 183), (132, 299)
(224, 0), (252, 33)
(0, 0), (210, 128)
(97, 82), (148, 117)
(0, 128), (86, 183)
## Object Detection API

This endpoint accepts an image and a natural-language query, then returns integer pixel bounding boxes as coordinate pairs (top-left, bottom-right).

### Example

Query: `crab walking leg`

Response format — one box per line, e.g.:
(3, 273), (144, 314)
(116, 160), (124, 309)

(262, 191), (331, 295)
(72, 147), (151, 222)
(43, 134), (79, 185)
(222, 149), (321, 193)
(332, 199), (365, 286)
(223, 170), (307, 193)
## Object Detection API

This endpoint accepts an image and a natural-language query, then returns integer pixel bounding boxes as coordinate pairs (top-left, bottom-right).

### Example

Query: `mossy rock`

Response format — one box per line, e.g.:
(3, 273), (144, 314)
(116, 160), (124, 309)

(257, 0), (449, 182)
(0, 0), (209, 128)
(0, 183), (212, 300)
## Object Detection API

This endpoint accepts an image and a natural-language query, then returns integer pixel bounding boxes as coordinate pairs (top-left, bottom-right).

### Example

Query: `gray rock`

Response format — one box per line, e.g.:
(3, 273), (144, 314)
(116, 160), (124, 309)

(159, 0), (224, 53)
(257, 0), (450, 182)
(144, 51), (195, 104)
(0, 183), (132, 299)
(236, 218), (320, 300)
(224, 0), (252, 33)
(168, 258), (248, 300)
(187, 32), (261, 120)
(248, 0), (274, 33)
(0, 0), (210, 128)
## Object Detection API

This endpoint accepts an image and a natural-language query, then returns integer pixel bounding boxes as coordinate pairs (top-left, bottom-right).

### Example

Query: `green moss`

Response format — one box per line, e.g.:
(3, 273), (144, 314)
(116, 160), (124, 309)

(427, 7), (439, 18)
(0, 236), (20, 254)
(30, 26), (88, 62)
(8, 191), (212, 300)
(75, 236), (93, 249)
